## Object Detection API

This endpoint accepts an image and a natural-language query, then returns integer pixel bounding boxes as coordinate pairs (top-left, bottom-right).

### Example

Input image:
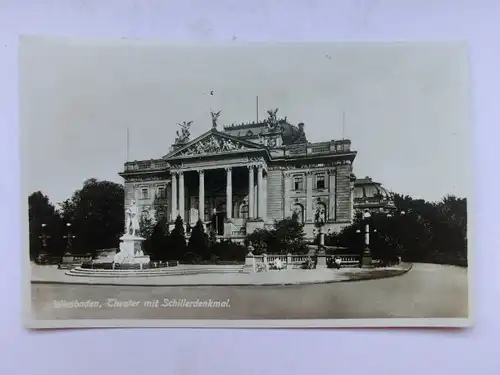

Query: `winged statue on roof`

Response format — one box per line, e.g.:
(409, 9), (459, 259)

(266, 108), (279, 129)
(175, 121), (192, 143)
(210, 110), (222, 128)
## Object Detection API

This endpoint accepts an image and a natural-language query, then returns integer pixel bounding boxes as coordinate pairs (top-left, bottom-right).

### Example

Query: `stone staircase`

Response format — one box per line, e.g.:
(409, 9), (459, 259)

(65, 264), (245, 278)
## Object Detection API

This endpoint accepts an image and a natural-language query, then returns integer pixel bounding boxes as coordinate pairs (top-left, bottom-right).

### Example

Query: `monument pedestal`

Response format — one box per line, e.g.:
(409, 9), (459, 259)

(316, 248), (327, 268)
(114, 234), (149, 264)
(360, 247), (373, 268)
(224, 219), (234, 237)
(244, 246), (256, 272)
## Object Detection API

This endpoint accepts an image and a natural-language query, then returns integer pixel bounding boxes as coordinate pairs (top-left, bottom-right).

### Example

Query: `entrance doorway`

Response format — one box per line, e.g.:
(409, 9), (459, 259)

(213, 202), (226, 235)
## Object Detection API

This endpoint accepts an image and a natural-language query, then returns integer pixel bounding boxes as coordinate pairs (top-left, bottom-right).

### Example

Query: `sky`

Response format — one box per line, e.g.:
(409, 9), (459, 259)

(20, 37), (470, 205)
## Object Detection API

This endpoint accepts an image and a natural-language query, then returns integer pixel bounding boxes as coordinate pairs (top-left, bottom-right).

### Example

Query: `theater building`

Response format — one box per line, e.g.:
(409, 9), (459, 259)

(119, 113), (358, 240)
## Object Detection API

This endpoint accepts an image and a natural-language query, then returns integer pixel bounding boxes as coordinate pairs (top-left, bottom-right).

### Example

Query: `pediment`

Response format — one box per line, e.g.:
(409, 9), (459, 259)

(165, 130), (265, 159)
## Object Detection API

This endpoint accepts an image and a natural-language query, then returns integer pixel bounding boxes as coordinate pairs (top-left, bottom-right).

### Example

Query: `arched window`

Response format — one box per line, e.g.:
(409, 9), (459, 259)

(292, 203), (305, 224)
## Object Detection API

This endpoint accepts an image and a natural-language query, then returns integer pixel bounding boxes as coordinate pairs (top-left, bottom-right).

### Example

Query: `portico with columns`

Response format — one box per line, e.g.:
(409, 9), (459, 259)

(119, 114), (357, 240)
(166, 159), (269, 236)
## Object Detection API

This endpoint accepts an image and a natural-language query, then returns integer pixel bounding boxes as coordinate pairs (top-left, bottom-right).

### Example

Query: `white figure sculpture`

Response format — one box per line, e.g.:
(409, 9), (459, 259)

(114, 242), (134, 263)
(190, 207), (199, 224)
(113, 251), (124, 264)
(274, 258), (284, 270)
(125, 200), (141, 236)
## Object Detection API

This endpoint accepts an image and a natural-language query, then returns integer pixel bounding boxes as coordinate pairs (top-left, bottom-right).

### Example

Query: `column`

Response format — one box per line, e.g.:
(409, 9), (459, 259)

(328, 169), (336, 221)
(283, 172), (290, 218)
(248, 166), (254, 218)
(171, 172), (177, 221)
(361, 216), (372, 267)
(253, 184), (258, 217)
(365, 223), (370, 247)
(226, 167), (232, 220)
(263, 173), (268, 221)
(257, 165), (264, 219)
(198, 170), (205, 222)
(178, 171), (185, 220)
(306, 171), (313, 221)
(350, 183), (355, 221)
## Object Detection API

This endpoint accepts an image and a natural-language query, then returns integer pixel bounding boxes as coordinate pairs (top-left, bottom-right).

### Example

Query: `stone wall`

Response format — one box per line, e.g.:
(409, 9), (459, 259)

(266, 169), (284, 221)
(123, 179), (171, 222)
(335, 164), (353, 222)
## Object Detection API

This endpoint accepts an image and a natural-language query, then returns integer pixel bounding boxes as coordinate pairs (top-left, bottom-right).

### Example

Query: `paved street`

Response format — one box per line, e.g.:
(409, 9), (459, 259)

(30, 263), (468, 321)
(30, 263), (410, 285)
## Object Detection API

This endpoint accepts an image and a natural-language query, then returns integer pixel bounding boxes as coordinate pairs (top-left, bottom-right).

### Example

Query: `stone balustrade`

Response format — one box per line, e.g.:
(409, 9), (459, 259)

(245, 251), (360, 272)
(124, 159), (169, 172)
(122, 140), (352, 173)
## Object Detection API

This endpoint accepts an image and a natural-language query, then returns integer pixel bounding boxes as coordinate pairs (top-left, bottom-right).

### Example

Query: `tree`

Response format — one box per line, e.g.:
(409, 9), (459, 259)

(270, 213), (308, 254)
(168, 215), (186, 260)
(151, 193), (168, 223)
(208, 228), (217, 247)
(28, 192), (65, 260)
(145, 219), (170, 261)
(139, 215), (155, 240)
(187, 219), (209, 261)
(244, 213), (308, 255)
(334, 193), (468, 267)
(60, 178), (124, 256)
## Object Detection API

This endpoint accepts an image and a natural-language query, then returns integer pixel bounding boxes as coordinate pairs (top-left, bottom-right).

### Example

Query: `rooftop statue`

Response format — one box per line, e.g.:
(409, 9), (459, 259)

(175, 121), (192, 143)
(266, 108), (279, 130)
(211, 110), (222, 128)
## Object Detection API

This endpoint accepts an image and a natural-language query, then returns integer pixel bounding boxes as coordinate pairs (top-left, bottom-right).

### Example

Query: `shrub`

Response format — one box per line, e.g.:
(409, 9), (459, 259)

(245, 229), (270, 255)
(187, 219), (209, 260)
(168, 215), (186, 260)
(145, 218), (170, 261)
(209, 240), (246, 262)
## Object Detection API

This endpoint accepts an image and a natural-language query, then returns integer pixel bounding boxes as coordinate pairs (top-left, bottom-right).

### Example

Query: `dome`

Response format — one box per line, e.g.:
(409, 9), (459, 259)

(353, 176), (395, 213)
(354, 177), (392, 198)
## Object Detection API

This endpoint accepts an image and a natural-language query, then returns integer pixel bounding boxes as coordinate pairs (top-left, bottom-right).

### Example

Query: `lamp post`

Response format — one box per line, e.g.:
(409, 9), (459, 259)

(387, 210), (405, 263)
(38, 223), (51, 250)
(36, 223), (51, 263)
(212, 208), (219, 236)
(360, 211), (373, 268)
(63, 223), (76, 252)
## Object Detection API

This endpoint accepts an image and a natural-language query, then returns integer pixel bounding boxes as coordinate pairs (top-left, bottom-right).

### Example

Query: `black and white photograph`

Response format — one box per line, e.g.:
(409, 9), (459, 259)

(22, 37), (470, 328)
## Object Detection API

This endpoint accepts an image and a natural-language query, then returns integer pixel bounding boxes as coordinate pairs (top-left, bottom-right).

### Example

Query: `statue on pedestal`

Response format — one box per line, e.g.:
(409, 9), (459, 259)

(125, 200), (141, 236)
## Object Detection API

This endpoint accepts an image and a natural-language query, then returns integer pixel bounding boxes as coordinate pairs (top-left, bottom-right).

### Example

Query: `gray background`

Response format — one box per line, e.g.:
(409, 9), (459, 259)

(1, 0), (498, 374)
(21, 38), (468, 204)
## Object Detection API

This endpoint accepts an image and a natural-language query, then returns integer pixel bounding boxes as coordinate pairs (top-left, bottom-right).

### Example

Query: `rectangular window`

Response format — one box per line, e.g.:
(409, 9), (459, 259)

(141, 188), (149, 199)
(157, 186), (166, 198)
(293, 176), (304, 191)
(316, 174), (326, 189)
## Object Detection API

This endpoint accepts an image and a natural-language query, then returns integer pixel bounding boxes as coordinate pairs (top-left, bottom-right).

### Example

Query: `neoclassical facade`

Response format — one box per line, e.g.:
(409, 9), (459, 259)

(119, 115), (357, 239)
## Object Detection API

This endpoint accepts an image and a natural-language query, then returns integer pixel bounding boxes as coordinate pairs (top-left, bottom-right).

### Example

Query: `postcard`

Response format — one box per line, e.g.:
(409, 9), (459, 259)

(21, 37), (471, 328)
